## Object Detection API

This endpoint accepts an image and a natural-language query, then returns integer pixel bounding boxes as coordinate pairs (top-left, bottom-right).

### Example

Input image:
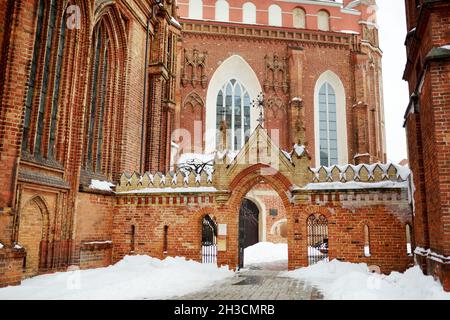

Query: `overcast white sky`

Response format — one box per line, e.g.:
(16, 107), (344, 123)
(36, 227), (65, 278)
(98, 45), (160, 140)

(377, 0), (410, 162)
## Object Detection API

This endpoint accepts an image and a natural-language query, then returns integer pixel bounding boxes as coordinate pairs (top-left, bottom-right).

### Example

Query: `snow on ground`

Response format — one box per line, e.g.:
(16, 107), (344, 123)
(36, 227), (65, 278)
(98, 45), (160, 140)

(284, 260), (450, 300)
(244, 242), (288, 265)
(0, 255), (234, 300)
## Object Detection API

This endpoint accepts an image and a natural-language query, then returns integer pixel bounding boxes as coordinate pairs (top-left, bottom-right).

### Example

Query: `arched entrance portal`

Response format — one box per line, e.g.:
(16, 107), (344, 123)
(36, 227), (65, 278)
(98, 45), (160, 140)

(238, 198), (259, 268)
(227, 162), (294, 271)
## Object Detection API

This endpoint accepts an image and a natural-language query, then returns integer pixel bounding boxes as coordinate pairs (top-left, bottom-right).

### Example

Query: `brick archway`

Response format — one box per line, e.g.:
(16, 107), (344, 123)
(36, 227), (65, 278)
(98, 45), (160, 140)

(225, 164), (294, 269)
(228, 163), (293, 208)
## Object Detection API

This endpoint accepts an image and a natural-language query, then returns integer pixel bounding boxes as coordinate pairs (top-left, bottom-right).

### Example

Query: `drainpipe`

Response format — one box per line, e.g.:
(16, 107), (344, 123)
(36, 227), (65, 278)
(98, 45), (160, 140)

(140, 16), (151, 172)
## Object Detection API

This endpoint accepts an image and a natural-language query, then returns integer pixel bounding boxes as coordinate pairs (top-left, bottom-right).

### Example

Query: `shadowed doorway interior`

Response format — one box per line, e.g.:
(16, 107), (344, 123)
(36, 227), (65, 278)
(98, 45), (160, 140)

(238, 198), (259, 269)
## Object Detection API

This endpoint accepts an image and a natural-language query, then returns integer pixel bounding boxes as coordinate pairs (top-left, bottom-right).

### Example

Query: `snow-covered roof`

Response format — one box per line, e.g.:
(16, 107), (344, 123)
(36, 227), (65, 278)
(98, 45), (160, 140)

(339, 30), (360, 35)
(282, 144), (308, 163)
(170, 17), (181, 29)
(89, 180), (115, 192)
(310, 163), (411, 182)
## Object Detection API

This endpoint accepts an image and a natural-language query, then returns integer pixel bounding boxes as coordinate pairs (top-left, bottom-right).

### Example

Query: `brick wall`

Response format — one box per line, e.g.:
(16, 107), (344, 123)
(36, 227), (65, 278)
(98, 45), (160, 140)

(0, 247), (26, 288)
(176, 20), (386, 164)
(0, 0), (179, 286)
(72, 192), (114, 269)
(292, 190), (414, 273)
(403, 0), (450, 291)
(111, 186), (413, 274)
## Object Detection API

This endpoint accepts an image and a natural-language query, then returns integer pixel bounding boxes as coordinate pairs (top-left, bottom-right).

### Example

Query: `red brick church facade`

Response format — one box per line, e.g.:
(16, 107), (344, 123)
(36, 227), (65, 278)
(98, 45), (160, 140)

(403, 0), (450, 291)
(0, 0), (445, 292)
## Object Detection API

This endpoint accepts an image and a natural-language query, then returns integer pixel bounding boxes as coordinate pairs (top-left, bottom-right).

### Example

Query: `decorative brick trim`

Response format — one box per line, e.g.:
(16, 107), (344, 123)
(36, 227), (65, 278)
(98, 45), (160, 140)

(180, 19), (359, 50)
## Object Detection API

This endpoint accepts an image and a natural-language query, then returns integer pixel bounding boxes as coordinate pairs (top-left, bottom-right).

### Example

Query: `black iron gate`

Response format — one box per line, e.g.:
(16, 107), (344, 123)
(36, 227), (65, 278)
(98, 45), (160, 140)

(238, 199), (260, 269)
(202, 215), (217, 264)
(307, 214), (329, 265)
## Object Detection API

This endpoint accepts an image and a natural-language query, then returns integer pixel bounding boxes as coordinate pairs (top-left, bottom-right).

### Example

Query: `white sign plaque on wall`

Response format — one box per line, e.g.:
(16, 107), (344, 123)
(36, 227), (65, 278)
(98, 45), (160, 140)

(218, 224), (227, 236)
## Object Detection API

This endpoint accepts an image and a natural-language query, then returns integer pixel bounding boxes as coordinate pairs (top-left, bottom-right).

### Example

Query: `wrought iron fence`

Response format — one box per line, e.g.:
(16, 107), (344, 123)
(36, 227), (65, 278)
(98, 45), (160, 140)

(307, 214), (329, 265)
(202, 215), (217, 264)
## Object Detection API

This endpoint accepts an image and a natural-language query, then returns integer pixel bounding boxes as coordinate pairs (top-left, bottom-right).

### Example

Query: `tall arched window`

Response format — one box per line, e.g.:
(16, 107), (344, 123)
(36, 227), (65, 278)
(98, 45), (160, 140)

(318, 10), (330, 31)
(268, 4), (282, 27)
(22, 0), (68, 158)
(314, 71), (347, 167)
(243, 2), (256, 24)
(215, 79), (251, 151)
(293, 8), (306, 29)
(189, 0), (203, 20)
(206, 55), (261, 153)
(23, 0), (46, 153)
(84, 21), (110, 172)
(215, 0), (229, 22)
(319, 83), (338, 166)
(48, 8), (68, 158)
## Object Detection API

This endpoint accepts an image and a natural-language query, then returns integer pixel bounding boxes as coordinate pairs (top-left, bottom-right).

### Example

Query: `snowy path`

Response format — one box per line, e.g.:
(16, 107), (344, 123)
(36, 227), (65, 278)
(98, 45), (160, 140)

(177, 262), (322, 300)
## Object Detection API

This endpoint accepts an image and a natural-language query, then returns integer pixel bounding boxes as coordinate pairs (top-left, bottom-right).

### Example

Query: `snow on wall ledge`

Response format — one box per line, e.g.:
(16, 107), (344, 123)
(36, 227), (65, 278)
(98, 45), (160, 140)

(415, 247), (450, 265)
(304, 163), (410, 191)
(116, 187), (218, 195)
(302, 181), (409, 191)
(309, 163), (410, 182)
(89, 180), (115, 192)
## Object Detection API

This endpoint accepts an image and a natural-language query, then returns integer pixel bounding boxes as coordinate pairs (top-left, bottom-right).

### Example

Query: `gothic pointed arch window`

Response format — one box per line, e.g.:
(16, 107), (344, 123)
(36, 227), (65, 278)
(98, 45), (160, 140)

(215, 79), (251, 151)
(314, 71), (348, 167)
(22, 0), (69, 159)
(318, 82), (338, 166)
(83, 19), (111, 173)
